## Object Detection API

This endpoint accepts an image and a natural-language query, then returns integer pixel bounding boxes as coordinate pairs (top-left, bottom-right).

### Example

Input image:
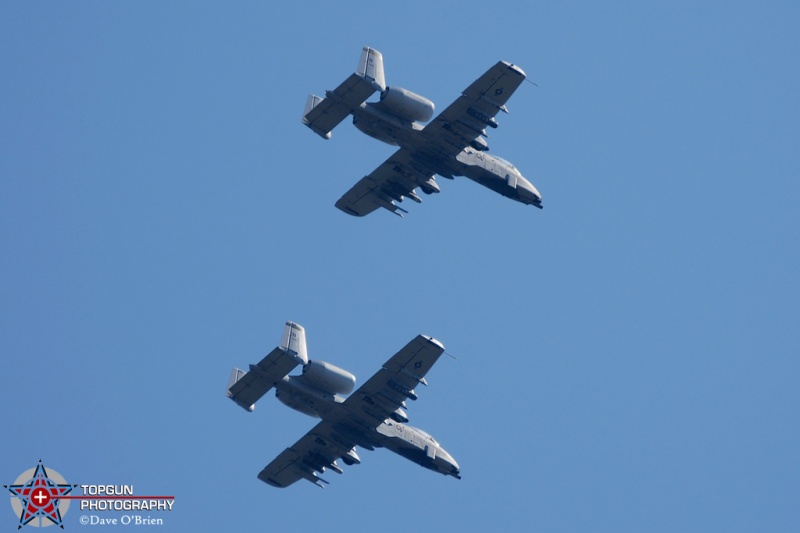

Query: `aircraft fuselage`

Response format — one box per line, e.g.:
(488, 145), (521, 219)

(352, 102), (542, 208)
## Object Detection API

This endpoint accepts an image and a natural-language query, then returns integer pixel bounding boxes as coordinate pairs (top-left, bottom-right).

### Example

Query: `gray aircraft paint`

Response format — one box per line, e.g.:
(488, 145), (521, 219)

(226, 321), (460, 488)
(302, 46), (543, 217)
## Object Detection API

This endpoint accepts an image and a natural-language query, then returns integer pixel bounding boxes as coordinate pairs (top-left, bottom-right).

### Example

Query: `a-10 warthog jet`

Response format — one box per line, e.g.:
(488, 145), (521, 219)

(302, 46), (543, 217)
(226, 321), (460, 488)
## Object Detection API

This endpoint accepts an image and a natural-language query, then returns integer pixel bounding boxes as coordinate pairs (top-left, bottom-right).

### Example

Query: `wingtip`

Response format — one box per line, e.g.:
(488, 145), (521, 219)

(421, 335), (445, 352)
(501, 61), (526, 79)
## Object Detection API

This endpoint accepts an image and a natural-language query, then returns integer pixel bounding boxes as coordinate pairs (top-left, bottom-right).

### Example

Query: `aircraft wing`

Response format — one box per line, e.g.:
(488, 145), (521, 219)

(422, 61), (527, 156)
(255, 334), (446, 488)
(335, 148), (437, 217)
(257, 420), (356, 488)
(342, 335), (446, 428)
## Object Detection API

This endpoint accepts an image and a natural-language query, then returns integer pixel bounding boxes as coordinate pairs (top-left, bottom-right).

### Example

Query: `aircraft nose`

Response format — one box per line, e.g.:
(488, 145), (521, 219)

(449, 460), (461, 480)
(518, 178), (542, 208)
(437, 449), (460, 478)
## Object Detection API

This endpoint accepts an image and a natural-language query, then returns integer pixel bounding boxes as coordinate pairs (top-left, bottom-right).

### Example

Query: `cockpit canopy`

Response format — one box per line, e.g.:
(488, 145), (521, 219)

(415, 428), (439, 445)
(494, 156), (517, 171)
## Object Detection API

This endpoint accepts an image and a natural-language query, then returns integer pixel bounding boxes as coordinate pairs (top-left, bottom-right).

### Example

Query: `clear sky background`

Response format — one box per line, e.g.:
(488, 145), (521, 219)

(2, 2), (799, 531)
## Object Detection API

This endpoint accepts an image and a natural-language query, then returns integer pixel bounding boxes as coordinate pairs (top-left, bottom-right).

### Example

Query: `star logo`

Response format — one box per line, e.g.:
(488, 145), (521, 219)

(5, 460), (76, 529)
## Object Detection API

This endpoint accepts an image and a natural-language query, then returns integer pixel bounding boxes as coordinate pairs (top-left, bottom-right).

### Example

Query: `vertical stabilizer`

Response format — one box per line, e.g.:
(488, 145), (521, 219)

(280, 321), (309, 366)
(357, 46), (386, 92)
(227, 367), (246, 390)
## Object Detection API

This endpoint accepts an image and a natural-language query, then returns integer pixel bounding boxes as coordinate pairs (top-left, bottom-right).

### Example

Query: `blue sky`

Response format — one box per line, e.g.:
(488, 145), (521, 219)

(2, 2), (799, 531)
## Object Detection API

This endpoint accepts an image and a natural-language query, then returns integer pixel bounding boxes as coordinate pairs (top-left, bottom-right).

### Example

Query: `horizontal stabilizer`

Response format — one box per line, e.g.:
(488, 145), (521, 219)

(301, 95), (329, 139)
(226, 321), (310, 412)
(302, 46), (386, 139)
(227, 368), (252, 411)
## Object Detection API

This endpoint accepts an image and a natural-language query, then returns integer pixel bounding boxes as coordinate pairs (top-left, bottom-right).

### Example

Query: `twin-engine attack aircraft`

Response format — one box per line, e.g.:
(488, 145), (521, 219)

(226, 321), (461, 488)
(302, 46), (543, 217)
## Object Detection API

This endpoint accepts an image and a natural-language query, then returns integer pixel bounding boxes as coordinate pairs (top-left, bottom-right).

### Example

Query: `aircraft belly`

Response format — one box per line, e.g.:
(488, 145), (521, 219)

(353, 106), (418, 147)
(275, 378), (342, 419)
(386, 442), (438, 472)
(463, 169), (506, 195)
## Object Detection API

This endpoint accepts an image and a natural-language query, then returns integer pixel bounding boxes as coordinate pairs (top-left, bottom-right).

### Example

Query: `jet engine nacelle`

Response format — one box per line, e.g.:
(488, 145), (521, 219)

(377, 87), (435, 123)
(298, 360), (356, 396)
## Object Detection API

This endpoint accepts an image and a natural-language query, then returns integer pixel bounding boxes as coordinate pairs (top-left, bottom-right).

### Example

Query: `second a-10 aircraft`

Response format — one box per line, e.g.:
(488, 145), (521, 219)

(227, 321), (460, 488)
(303, 46), (543, 217)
